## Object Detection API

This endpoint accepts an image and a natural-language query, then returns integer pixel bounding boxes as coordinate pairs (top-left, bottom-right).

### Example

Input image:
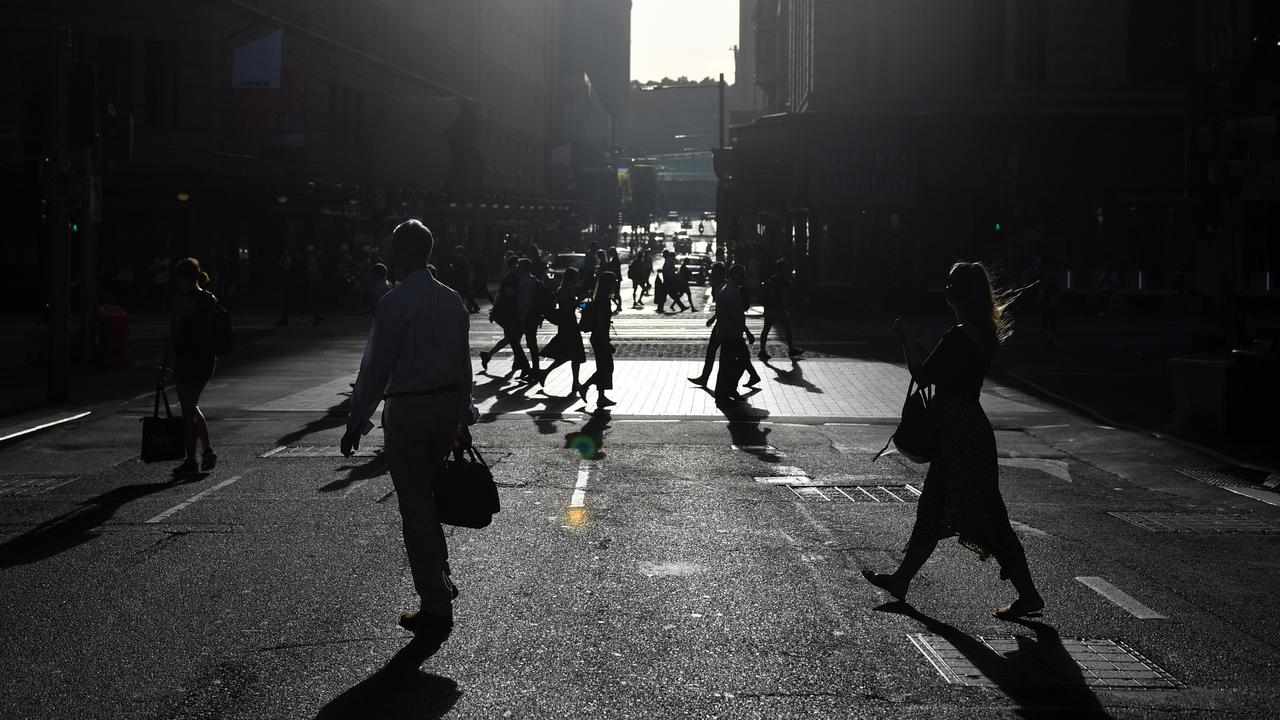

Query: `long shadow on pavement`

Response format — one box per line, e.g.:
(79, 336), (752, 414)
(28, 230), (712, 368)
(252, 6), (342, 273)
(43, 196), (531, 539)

(762, 358), (824, 394)
(565, 409), (612, 460)
(876, 601), (1111, 719)
(0, 480), (174, 568)
(325, 451), (388, 493)
(276, 395), (351, 447)
(313, 639), (460, 719)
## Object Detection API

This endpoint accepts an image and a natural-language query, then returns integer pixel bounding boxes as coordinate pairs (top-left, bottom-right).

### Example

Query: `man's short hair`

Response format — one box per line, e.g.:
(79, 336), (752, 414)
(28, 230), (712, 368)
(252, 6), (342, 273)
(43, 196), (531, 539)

(391, 219), (434, 267)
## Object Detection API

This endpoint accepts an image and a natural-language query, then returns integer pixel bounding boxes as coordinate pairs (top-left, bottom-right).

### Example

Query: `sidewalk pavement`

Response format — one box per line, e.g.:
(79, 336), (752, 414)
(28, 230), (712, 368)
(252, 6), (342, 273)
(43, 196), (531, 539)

(789, 306), (1280, 473)
(0, 311), (368, 437)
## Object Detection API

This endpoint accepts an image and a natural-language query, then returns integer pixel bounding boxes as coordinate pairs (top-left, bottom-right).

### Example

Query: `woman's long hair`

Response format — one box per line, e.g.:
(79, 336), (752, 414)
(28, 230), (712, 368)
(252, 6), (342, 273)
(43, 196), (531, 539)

(946, 262), (1012, 345)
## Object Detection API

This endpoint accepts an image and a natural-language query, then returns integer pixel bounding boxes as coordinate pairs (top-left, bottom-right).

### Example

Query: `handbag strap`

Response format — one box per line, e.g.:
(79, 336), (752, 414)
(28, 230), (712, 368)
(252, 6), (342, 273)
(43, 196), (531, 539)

(153, 363), (174, 419)
(873, 375), (918, 463)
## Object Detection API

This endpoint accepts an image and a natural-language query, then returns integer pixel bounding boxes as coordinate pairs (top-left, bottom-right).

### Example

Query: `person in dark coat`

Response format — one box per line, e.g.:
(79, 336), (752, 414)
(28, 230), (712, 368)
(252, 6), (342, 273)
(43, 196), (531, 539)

(479, 255), (528, 375)
(578, 271), (617, 408)
(606, 248), (623, 313)
(862, 262), (1045, 620)
(537, 267), (587, 396)
(759, 258), (801, 360)
(169, 257), (219, 475)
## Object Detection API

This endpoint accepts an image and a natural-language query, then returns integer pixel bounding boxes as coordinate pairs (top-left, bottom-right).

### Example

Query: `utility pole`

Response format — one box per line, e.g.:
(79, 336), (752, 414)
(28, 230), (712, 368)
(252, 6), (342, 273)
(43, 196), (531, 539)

(47, 27), (72, 403)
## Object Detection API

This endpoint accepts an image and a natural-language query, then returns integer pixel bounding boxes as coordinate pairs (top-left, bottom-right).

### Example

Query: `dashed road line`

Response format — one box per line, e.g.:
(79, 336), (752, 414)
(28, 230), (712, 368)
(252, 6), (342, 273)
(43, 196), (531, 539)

(571, 462), (590, 508)
(145, 475), (243, 524)
(0, 411), (91, 444)
(1075, 576), (1167, 619)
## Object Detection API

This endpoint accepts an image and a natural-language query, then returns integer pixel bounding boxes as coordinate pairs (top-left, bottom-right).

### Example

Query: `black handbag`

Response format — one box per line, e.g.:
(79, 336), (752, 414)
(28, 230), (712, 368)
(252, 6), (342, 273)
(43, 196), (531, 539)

(141, 377), (185, 462)
(874, 376), (936, 464)
(434, 446), (500, 529)
(874, 330), (938, 463)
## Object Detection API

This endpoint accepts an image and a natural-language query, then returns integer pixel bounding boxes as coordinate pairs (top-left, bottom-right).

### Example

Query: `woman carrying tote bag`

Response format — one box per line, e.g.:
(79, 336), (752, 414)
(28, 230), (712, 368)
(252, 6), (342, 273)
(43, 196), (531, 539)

(862, 262), (1044, 621)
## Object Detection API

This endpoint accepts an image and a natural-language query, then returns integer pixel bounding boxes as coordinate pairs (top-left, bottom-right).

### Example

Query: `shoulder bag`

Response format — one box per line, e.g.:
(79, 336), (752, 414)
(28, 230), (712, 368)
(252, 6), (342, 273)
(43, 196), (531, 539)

(874, 336), (938, 464)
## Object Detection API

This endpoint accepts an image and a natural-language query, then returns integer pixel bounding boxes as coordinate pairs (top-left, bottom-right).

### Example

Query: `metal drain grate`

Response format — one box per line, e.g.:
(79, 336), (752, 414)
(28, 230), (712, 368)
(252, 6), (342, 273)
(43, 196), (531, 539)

(909, 634), (1180, 690)
(1108, 511), (1279, 534)
(0, 474), (79, 497)
(788, 484), (920, 503)
(260, 445), (379, 458)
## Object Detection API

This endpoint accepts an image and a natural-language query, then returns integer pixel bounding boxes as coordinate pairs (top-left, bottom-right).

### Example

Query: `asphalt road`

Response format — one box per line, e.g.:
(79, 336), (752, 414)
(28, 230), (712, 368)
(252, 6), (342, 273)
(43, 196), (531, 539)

(1, 280), (1278, 719)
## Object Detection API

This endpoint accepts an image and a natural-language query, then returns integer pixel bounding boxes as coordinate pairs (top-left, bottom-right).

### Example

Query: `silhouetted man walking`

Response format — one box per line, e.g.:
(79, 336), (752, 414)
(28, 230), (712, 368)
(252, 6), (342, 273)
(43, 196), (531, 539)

(342, 219), (477, 657)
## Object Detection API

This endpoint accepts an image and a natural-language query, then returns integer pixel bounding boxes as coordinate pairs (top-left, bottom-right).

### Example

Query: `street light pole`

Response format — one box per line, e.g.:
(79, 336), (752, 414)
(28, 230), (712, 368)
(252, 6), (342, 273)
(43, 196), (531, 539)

(47, 26), (72, 403)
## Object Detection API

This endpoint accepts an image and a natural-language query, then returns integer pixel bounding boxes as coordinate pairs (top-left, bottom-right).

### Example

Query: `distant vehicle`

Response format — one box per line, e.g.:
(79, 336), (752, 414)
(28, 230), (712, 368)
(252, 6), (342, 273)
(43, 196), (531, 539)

(666, 211), (680, 221)
(676, 254), (712, 285)
(546, 252), (586, 284)
(680, 218), (692, 230)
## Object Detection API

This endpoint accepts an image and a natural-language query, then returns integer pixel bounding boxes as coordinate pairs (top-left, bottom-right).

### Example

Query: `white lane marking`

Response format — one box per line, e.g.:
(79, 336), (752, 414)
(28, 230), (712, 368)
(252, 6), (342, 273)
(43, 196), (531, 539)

(146, 475), (243, 524)
(1221, 484), (1280, 508)
(570, 463), (590, 508)
(0, 411), (91, 443)
(999, 457), (1072, 483)
(1010, 520), (1050, 537)
(1075, 576), (1167, 619)
(260, 446), (287, 458)
(1028, 424), (1070, 429)
(342, 479), (369, 498)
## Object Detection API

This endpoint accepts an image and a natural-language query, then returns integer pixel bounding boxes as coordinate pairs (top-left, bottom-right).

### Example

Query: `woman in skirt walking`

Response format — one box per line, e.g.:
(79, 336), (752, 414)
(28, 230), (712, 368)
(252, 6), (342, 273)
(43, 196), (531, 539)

(862, 262), (1045, 620)
(578, 271), (617, 408)
(538, 267), (587, 396)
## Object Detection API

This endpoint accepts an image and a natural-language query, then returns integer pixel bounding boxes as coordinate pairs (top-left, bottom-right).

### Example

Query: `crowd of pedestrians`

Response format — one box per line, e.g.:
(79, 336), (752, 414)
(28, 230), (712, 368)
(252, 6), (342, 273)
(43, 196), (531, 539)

(166, 220), (1043, 670)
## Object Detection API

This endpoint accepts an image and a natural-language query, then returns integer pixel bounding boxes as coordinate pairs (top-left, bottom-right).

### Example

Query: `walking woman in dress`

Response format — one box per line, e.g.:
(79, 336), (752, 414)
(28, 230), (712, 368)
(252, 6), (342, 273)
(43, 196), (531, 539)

(170, 257), (218, 476)
(862, 262), (1045, 620)
(578, 271), (617, 408)
(538, 267), (587, 397)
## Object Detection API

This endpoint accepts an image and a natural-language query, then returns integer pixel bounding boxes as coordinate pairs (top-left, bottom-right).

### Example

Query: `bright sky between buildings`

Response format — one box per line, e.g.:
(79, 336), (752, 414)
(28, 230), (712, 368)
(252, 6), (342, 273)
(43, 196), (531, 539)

(630, 0), (738, 84)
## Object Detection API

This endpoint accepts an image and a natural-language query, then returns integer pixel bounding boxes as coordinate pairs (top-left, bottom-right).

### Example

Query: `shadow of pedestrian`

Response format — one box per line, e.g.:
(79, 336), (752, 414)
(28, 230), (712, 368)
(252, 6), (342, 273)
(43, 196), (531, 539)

(324, 451), (387, 492)
(277, 395), (351, 447)
(875, 601), (1111, 719)
(0, 481), (173, 568)
(479, 384), (542, 424)
(765, 359), (824, 394)
(532, 394), (579, 435)
(565, 409), (611, 460)
(313, 641), (460, 720)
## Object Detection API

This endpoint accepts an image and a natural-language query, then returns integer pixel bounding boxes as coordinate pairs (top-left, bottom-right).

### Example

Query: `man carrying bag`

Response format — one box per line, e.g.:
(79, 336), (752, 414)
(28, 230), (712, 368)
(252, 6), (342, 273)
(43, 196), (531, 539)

(341, 220), (478, 659)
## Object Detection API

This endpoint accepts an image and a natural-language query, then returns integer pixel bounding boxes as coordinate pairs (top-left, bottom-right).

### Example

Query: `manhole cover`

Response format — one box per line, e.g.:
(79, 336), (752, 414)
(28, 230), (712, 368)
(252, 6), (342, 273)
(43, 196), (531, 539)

(0, 474), (79, 497)
(260, 446), (379, 458)
(1108, 511), (1279, 534)
(909, 633), (1180, 690)
(787, 484), (920, 503)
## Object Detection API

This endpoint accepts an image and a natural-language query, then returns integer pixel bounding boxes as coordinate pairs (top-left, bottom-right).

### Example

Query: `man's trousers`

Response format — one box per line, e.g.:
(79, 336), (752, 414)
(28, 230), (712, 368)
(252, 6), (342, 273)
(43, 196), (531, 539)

(382, 394), (463, 618)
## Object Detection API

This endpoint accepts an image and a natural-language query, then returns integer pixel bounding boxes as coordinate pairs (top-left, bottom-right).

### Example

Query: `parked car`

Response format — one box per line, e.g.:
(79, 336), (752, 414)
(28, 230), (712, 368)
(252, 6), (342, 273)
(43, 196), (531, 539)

(676, 254), (712, 285)
(546, 252), (586, 284)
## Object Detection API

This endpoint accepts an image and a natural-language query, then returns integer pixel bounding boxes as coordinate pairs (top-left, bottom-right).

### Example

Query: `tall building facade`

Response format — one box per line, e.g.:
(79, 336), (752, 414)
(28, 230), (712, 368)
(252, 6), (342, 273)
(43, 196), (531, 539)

(722, 0), (1278, 313)
(554, 0), (632, 242)
(0, 0), (608, 313)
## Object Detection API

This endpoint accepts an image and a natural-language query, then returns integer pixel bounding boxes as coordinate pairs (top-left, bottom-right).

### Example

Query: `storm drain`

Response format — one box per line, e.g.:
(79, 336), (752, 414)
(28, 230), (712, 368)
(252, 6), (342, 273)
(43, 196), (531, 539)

(909, 633), (1180, 690)
(260, 445), (379, 459)
(1108, 511), (1279, 534)
(787, 484), (920, 503)
(0, 474), (79, 497)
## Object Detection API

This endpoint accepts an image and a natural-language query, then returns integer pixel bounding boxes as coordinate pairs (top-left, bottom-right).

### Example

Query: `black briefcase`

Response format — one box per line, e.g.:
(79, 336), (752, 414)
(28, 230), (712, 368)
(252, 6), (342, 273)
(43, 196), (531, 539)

(141, 382), (185, 462)
(434, 446), (500, 529)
